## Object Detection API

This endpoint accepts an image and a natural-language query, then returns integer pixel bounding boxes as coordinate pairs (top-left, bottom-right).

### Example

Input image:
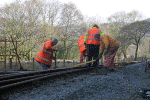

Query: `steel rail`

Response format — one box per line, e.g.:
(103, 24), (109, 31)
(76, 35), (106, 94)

(0, 66), (85, 79)
(0, 68), (73, 80)
(0, 61), (142, 90)
(0, 67), (89, 90)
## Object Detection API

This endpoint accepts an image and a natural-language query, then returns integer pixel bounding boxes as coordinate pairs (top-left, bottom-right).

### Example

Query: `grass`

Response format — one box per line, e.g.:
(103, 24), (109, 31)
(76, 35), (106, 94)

(0, 60), (80, 71)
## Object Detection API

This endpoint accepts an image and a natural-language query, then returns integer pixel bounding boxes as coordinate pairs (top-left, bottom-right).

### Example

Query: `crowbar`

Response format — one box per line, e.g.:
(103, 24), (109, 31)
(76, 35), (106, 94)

(73, 60), (96, 67)
(54, 50), (57, 69)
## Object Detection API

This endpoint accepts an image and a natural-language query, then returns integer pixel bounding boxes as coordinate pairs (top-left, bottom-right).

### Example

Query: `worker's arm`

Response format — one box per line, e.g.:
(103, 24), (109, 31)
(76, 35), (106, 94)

(44, 41), (52, 50)
(84, 30), (89, 44)
(45, 41), (55, 51)
(46, 45), (53, 50)
(95, 43), (104, 60)
(99, 41), (105, 56)
(103, 34), (110, 51)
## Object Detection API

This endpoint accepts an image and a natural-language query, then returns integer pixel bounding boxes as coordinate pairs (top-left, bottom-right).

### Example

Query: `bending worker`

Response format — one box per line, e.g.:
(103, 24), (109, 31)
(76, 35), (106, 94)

(84, 24), (101, 67)
(35, 38), (58, 70)
(95, 33), (119, 72)
(78, 34), (87, 65)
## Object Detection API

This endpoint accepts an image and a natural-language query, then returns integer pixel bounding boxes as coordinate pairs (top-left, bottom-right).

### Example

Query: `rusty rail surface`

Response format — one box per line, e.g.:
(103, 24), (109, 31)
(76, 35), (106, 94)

(0, 66), (93, 90)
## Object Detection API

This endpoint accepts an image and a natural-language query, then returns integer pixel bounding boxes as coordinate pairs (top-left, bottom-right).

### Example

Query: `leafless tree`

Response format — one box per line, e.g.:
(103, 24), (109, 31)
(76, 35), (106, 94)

(120, 20), (150, 60)
(107, 10), (143, 58)
(56, 2), (83, 66)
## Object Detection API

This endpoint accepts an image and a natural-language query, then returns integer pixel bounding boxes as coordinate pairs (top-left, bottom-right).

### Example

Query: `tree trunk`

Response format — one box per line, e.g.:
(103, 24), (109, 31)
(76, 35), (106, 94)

(134, 43), (139, 61)
(122, 49), (127, 58)
(63, 40), (66, 67)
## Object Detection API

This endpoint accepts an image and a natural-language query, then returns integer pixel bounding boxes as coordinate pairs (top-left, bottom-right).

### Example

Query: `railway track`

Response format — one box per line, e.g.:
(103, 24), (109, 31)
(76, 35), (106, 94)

(0, 61), (144, 98)
(0, 61), (143, 90)
(0, 61), (145, 100)
(0, 66), (94, 91)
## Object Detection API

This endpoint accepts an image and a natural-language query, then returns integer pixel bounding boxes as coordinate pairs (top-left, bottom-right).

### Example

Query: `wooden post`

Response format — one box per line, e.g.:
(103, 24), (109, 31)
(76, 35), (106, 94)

(32, 57), (34, 69)
(63, 59), (65, 68)
(9, 58), (12, 69)
(149, 40), (150, 53)
(4, 38), (7, 72)
(0, 38), (20, 71)
(16, 41), (18, 68)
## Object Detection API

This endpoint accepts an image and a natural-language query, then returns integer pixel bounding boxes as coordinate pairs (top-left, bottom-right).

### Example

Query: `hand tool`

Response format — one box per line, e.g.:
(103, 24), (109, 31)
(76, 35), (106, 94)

(73, 60), (96, 67)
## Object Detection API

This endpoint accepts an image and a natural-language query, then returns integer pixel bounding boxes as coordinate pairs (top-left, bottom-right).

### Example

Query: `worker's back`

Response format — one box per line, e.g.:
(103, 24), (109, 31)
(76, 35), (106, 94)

(78, 34), (86, 53)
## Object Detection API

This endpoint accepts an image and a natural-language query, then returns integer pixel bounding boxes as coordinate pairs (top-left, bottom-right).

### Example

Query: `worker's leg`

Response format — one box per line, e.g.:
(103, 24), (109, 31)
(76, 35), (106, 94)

(48, 59), (52, 69)
(103, 53), (111, 70)
(93, 45), (100, 67)
(109, 47), (119, 70)
(89, 44), (95, 66)
(86, 44), (92, 67)
(83, 50), (87, 62)
(41, 63), (49, 70)
(104, 47), (119, 70)
(80, 52), (84, 63)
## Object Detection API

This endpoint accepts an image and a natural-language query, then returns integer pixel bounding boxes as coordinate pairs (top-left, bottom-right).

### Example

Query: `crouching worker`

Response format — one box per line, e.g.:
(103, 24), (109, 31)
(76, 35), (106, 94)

(35, 38), (58, 70)
(78, 34), (87, 65)
(95, 33), (119, 72)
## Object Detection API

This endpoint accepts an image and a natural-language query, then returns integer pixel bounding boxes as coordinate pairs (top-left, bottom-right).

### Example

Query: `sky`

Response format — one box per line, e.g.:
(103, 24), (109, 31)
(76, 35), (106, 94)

(0, 0), (150, 23)
(58, 0), (150, 22)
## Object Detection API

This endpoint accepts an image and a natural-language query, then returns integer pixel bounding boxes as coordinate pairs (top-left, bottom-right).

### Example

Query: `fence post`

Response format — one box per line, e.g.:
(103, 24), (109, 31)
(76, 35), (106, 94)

(63, 59), (65, 68)
(0, 38), (20, 71)
(4, 38), (7, 72)
(9, 58), (12, 69)
(32, 57), (34, 70)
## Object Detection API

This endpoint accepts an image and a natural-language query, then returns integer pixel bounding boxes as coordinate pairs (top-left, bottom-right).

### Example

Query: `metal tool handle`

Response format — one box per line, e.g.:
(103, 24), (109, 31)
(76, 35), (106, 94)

(73, 60), (96, 67)
(54, 51), (57, 69)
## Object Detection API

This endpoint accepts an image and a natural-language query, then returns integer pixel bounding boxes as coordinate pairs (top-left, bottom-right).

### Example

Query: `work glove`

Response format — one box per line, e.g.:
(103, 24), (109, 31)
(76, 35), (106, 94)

(52, 47), (55, 51)
(52, 47), (58, 52)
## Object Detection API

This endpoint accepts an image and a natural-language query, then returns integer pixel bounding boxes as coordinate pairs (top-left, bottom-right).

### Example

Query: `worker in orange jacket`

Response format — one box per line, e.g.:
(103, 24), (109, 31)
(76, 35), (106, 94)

(78, 34), (87, 64)
(95, 33), (119, 72)
(35, 38), (58, 70)
(84, 24), (102, 67)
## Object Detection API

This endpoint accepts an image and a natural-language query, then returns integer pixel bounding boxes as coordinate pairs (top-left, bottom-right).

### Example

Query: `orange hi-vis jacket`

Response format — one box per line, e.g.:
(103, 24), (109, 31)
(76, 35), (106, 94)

(78, 35), (87, 55)
(35, 40), (55, 66)
(84, 28), (101, 45)
(100, 34), (119, 54)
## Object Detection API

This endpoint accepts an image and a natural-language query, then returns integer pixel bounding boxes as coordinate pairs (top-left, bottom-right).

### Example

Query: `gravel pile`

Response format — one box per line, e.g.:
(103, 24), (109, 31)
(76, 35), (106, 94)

(7, 63), (150, 100)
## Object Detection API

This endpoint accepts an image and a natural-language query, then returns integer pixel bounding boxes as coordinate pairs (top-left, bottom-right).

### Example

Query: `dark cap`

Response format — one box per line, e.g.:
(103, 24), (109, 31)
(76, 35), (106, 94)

(92, 24), (99, 29)
(52, 38), (58, 45)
